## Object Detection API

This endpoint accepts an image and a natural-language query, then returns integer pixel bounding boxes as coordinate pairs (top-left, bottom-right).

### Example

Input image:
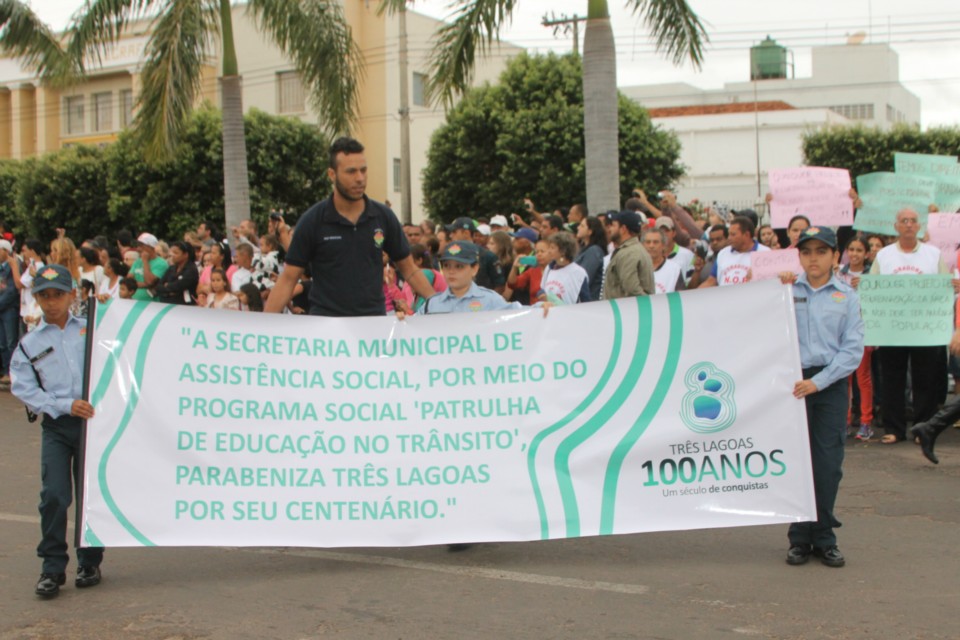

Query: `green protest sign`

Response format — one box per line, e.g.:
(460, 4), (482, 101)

(854, 172), (935, 235)
(894, 152), (960, 213)
(859, 274), (954, 346)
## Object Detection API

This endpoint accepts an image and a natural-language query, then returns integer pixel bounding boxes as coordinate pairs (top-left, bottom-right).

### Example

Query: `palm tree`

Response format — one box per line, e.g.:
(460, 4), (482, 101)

(65, 0), (363, 242)
(0, 0), (75, 83)
(380, 0), (707, 215)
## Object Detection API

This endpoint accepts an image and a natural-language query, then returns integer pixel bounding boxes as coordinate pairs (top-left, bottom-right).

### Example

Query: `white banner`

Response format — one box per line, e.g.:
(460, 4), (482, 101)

(80, 281), (815, 548)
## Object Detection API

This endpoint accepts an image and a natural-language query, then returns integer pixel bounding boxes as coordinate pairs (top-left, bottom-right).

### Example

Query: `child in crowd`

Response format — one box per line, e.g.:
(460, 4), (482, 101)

(837, 235), (875, 440)
(118, 277), (138, 300)
(780, 227), (864, 569)
(205, 268), (240, 310)
(238, 283), (263, 312)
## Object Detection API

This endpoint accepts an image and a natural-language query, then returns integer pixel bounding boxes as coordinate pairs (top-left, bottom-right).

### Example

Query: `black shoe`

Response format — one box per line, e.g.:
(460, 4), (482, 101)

(35, 573), (66, 597)
(814, 546), (845, 568)
(447, 543), (473, 552)
(786, 544), (811, 565)
(909, 424), (939, 464)
(75, 566), (101, 588)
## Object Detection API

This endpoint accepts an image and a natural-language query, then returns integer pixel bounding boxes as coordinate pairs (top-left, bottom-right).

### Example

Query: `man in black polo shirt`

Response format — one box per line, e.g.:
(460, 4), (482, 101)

(265, 137), (435, 316)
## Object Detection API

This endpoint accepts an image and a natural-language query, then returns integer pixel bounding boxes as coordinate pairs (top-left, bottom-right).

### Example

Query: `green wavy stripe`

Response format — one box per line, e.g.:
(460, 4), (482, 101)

(90, 301), (151, 408)
(555, 296), (653, 537)
(526, 302), (623, 540)
(98, 304), (176, 547)
(599, 294), (684, 535)
(94, 298), (111, 330)
(83, 523), (104, 548)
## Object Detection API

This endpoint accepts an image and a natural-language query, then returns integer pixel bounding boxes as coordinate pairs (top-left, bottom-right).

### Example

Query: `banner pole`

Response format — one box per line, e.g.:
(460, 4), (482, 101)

(75, 297), (98, 550)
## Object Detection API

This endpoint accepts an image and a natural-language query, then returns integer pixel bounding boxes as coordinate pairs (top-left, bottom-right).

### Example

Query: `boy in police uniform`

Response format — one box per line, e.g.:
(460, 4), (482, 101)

(782, 227), (864, 568)
(10, 264), (104, 597)
(413, 241), (548, 550)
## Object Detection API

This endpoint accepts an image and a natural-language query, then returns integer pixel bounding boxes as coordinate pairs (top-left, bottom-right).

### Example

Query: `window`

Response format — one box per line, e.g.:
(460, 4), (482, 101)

(278, 71), (305, 114)
(120, 89), (134, 128)
(94, 92), (112, 132)
(827, 103), (874, 121)
(65, 96), (84, 134)
(412, 72), (427, 107)
(393, 158), (402, 192)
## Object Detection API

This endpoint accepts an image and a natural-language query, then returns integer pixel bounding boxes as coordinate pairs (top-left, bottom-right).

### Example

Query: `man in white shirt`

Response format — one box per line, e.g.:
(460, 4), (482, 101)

(231, 243), (255, 292)
(869, 208), (949, 445)
(655, 217), (694, 283)
(642, 228), (685, 294)
(698, 216), (769, 287)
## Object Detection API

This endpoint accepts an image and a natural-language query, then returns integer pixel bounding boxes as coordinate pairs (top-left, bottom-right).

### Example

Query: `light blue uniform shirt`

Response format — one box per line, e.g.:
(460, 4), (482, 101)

(417, 282), (523, 314)
(10, 314), (86, 419)
(793, 274), (864, 391)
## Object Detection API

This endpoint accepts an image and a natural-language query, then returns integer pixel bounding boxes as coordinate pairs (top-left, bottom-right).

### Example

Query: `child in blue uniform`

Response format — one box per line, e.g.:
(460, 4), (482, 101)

(10, 265), (104, 597)
(782, 227), (864, 568)
(412, 240), (548, 550)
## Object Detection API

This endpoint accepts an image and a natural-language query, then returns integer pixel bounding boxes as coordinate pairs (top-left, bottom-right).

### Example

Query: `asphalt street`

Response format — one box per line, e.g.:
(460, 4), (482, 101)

(1, 389), (958, 640)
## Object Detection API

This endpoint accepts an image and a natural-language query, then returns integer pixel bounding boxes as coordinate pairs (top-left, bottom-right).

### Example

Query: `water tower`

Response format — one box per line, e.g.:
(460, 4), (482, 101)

(750, 36), (788, 80)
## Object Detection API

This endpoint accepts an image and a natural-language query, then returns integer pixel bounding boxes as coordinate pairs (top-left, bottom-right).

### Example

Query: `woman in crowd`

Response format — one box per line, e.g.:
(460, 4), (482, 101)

(18, 239), (45, 332)
(539, 232), (590, 304)
(155, 241), (199, 305)
(837, 235), (875, 440)
(487, 231), (515, 277)
(758, 224), (780, 249)
(786, 215), (811, 248)
(78, 246), (105, 293)
(198, 240), (234, 294)
(239, 283), (264, 312)
(865, 234), (886, 263)
(575, 217), (608, 301)
(507, 239), (546, 305)
(204, 268), (239, 310)
(97, 259), (128, 302)
(401, 244), (446, 312)
(49, 237), (84, 314)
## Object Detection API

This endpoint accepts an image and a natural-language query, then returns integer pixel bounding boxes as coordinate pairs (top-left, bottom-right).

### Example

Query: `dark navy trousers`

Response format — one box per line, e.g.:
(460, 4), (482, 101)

(789, 371), (847, 549)
(39, 415), (103, 574)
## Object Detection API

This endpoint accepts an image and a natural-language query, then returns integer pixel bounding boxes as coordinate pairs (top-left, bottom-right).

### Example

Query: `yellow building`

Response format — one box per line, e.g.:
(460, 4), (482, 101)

(0, 3), (520, 220)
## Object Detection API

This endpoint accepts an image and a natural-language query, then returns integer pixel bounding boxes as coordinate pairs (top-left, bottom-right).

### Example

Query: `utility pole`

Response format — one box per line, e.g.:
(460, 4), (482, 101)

(542, 13), (587, 56)
(398, 2), (413, 223)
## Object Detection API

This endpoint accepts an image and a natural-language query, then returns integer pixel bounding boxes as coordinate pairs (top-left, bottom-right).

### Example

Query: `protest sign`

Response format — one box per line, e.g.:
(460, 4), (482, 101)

(858, 274), (954, 346)
(768, 167), (853, 228)
(894, 152), (960, 213)
(80, 283), (815, 549)
(854, 172), (935, 235)
(750, 248), (802, 281)
(925, 214), (960, 263)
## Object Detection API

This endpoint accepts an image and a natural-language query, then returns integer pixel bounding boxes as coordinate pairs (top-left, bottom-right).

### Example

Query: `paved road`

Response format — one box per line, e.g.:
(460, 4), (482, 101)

(1, 390), (957, 640)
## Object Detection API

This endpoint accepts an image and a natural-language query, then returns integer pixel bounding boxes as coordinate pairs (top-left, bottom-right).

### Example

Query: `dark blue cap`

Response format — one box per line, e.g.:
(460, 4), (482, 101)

(444, 217), (476, 233)
(510, 227), (539, 242)
(796, 226), (837, 249)
(611, 210), (645, 234)
(32, 264), (74, 294)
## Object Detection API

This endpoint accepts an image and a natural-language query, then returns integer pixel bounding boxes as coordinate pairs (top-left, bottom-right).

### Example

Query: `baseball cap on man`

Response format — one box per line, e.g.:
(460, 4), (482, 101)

(32, 264), (74, 294)
(611, 210), (644, 234)
(796, 226), (837, 249)
(510, 227), (539, 243)
(654, 217), (675, 230)
(445, 217), (476, 233)
(490, 214), (509, 228)
(476, 224), (492, 236)
(439, 241), (480, 265)
(0, 239), (12, 253)
(137, 232), (159, 248)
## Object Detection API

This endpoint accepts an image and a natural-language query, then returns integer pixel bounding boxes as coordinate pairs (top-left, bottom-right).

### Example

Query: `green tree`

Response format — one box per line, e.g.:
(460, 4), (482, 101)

(422, 52), (682, 221)
(803, 124), (960, 182)
(380, 0), (706, 216)
(66, 0), (361, 244)
(14, 145), (110, 242)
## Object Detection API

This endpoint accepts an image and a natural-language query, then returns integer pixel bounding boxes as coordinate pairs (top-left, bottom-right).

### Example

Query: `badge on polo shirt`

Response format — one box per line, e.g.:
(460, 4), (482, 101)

(468, 300), (483, 312)
(373, 229), (384, 248)
(831, 291), (847, 303)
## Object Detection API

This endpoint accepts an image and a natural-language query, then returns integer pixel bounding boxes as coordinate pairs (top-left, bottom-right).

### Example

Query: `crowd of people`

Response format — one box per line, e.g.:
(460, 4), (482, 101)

(2, 136), (956, 597)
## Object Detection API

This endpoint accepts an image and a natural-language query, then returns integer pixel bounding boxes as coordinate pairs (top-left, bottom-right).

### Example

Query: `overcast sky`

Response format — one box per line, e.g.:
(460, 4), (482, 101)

(32, 0), (960, 127)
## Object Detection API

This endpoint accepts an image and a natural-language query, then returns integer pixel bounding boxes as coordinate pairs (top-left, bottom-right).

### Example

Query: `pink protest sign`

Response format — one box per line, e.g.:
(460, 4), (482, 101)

(769, 167), (853, 228)
(750, 248), (802, 282)
(926, 214), (960, 264)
